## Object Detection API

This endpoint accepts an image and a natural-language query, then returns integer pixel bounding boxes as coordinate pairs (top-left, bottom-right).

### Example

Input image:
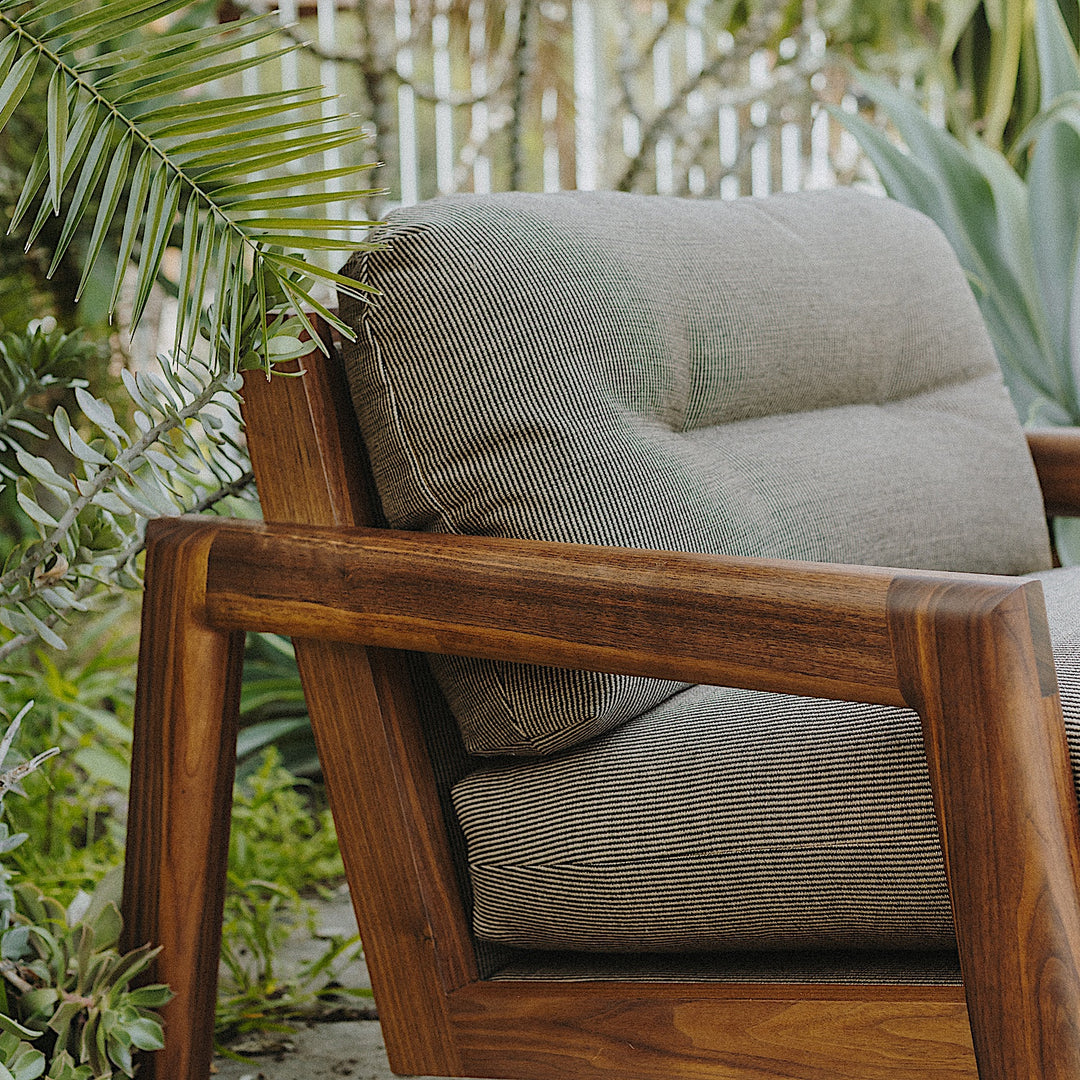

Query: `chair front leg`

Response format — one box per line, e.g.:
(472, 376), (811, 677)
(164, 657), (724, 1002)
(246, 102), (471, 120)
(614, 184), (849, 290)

(121, 520), (244, 1080)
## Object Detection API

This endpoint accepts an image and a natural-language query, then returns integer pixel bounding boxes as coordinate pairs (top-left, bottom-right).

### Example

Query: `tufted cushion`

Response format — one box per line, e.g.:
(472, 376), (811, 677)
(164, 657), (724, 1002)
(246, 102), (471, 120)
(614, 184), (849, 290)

(338, 189), (1052, 756)
(451, 565), (1080, 954)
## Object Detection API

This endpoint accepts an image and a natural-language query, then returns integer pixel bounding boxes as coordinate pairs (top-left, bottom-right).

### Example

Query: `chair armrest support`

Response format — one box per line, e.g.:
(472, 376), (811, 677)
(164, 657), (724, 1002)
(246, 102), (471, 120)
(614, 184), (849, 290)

(1027, 428), (1080, 516)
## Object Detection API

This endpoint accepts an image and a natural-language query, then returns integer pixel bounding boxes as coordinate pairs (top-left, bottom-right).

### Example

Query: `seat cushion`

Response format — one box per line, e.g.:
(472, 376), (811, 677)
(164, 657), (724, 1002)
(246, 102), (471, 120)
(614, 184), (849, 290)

(451, 565), (1080, 953)
(339, 189), (1052, 755)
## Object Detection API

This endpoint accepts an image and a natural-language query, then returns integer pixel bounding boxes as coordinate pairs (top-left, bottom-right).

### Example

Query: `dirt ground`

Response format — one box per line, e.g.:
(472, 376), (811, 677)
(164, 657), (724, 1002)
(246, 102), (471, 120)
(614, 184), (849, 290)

(210, 889), (477, 1080)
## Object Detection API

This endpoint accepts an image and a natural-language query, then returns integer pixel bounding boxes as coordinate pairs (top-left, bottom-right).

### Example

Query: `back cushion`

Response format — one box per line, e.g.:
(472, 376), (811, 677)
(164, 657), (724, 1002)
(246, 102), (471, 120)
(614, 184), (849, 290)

(338, 189), (1052, 756)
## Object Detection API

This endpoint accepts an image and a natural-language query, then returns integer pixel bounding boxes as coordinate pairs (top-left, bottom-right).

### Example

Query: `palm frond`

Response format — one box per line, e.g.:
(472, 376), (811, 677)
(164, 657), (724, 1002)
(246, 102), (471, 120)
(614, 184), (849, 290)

(0, 0), (382, 372)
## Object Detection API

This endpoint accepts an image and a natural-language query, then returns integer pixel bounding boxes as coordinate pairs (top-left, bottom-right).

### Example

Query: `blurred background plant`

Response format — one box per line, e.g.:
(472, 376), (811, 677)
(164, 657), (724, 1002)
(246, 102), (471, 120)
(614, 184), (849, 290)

(833, 0), (1080, 557)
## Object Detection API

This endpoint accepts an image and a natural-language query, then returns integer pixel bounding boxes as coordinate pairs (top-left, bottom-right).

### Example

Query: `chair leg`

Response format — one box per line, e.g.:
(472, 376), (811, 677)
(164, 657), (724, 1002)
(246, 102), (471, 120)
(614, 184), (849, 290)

(891, 577), (1080, 1080)
(121, 521), (244, 1080)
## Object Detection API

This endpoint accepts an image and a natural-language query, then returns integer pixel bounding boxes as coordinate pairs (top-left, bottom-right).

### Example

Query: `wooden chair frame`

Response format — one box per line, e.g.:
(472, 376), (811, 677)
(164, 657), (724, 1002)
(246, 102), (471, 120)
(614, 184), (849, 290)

(122, 324), (1080, 1080)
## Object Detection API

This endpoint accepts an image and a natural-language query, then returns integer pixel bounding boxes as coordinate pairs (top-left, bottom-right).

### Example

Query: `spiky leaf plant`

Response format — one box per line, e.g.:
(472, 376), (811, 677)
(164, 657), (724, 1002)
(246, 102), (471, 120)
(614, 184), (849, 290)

(831, 0), (1080, 556)
(0, 0), (380, 373)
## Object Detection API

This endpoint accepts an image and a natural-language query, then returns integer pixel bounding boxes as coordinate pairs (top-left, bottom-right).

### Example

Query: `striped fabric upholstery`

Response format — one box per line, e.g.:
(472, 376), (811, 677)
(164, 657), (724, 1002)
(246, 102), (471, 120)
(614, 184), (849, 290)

(337, 188), (1061, 954)
(452, 565), (1080, 954)
(339, 188), (1051, 758)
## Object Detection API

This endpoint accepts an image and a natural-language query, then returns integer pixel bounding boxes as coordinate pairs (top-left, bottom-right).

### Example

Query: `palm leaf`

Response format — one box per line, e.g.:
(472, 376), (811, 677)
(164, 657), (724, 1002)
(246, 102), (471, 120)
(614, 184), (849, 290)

(0, 0), (382, 371)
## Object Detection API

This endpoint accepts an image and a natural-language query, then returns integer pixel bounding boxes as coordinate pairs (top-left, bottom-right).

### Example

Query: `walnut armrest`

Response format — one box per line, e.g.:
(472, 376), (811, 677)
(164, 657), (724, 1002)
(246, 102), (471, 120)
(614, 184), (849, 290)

(139, 515), (1080, 1080)
(195, 516), (994, 708)
(1028, 428), (1080, 516)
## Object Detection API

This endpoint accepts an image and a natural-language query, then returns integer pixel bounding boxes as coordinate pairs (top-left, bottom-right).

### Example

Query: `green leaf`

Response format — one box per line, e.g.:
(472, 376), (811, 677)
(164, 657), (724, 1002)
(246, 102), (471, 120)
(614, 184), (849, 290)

(213, 162), (381, 202)
(1035, 0), (1080, 110)
(150, 92), (338, 140)
(76, 130), (132, 301)
(46, 67), (68, 213)
(76, 12), (274, 71)
(95, 21), (283, 90)
(113, 44), (300, 104)
(0, 1011), (41, 1041)
(0, 34), (20, 86)
(182, 213), (216, 360)
(233, 190), (382, 214)
(9, 141), (48, 233)
(1028, 119), (1080, 405)
(172, 195), (199, 359)
(0, 48), (39, 136)
(136, 85), (324, 130)
(130, 169), (181, 330)
(170, 114), (340, 162)
(268, 253), (381, 300)
(197, 129), (369, 181)
(108, 148), (153, 317)
(59, 0), (194, 53)
(25, 97), (100, 252)
(47, 118), (113, 277)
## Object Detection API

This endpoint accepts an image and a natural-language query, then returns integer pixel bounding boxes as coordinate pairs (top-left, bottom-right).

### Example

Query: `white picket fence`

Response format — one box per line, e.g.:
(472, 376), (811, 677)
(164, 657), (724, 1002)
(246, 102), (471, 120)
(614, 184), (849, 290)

(234, 0), (870, 213)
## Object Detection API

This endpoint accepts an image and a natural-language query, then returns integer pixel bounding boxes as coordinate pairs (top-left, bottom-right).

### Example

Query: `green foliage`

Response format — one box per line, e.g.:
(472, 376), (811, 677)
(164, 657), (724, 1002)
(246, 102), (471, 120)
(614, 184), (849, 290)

(1, 607), (136, 900)
(0, 323), (253, 661)
(0, 0), (381, 372)
(833, 0), (1080, 553)
(217, 747), (362, 1045)
(0, 713), (169, 1080)
(834, 0), (1080, 422)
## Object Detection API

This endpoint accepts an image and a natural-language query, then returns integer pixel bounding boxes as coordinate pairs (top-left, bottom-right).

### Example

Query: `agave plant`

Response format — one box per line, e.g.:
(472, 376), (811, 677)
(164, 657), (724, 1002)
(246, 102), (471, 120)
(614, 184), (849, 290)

(832, 0), (1080, 433)
(0, 0), (380, 373)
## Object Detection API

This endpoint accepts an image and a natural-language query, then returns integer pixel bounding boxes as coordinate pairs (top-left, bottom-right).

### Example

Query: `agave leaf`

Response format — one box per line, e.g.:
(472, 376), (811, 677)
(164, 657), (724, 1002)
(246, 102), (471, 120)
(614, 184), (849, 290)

(1011, 90), (1080, 156)
(939, 0), (982, 57)
(47, 118), (114, 276)
(113, 43), (300, 104)
(82, 11), (275, 73)
(0, 48), (39, 135)
(854, 73), (1001, 261)
(76, 129), (132, 302)
(964, 136), (1047, 337)
(1028, 119), (1080, 412)
(130, 170), (181, 329)
(832, 104), (1056, 407)
(1035, 0), (1080, 110)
